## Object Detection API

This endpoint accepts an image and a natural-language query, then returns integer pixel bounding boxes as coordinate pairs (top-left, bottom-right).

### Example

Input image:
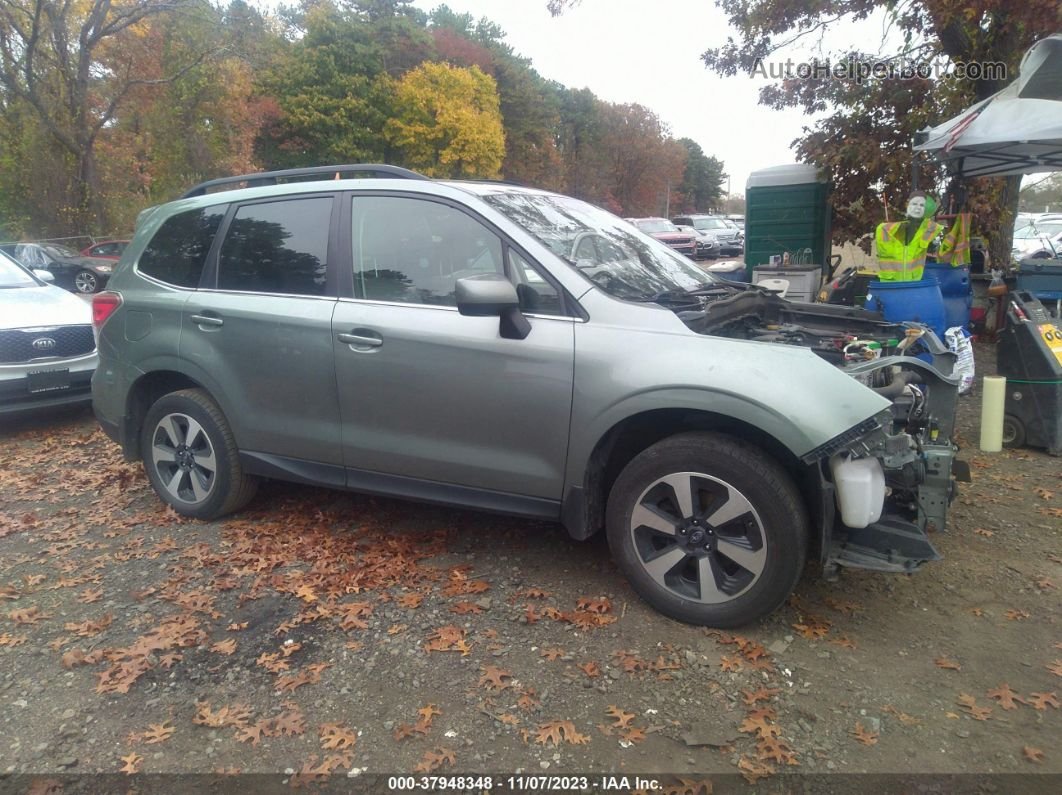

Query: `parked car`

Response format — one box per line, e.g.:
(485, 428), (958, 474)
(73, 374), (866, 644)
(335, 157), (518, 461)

(671, 214), (744, 254)
(92, 164), (962, 628)
(625, 217), (697, 259)
(1012, 221), (1062, 260)
(9, 242), (115, 293)
(0, 250), (97, 414)
(80, 240), (130, 260)
(675, 225), (719, 259)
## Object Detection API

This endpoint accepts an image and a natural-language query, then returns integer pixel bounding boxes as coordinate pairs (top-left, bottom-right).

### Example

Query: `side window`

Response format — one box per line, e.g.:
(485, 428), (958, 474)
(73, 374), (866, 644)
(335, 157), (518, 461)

(352, 196), (503, 306)
(217, 197), (332, 296)
(508, 250), (564, 316)
(139, 207), (226, 288)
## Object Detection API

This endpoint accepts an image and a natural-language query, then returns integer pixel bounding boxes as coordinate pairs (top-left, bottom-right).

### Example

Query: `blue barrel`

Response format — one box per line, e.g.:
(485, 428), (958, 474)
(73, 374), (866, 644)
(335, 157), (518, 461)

(925, 262), (971, 330)
(865, 278), (947, 337)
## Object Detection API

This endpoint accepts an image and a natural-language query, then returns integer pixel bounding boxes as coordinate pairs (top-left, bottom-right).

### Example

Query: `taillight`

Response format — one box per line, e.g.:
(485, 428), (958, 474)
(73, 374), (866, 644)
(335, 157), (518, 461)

(92, 291), (122, 330)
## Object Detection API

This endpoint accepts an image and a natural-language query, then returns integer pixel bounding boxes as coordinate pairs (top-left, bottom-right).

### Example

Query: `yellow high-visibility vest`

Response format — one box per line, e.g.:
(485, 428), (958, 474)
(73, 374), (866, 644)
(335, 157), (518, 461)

(938, 213), (972, 266)
(875, 218), (941, 281)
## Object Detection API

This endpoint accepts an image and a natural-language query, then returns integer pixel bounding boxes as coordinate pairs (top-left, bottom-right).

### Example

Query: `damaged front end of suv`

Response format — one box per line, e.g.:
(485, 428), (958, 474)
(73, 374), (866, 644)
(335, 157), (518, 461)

(675, 285), (968, 576)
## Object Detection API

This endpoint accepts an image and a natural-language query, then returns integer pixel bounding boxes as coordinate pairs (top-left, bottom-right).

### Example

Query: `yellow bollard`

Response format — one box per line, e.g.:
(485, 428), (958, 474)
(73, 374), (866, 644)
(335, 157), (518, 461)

(979, 376), (1006, 452)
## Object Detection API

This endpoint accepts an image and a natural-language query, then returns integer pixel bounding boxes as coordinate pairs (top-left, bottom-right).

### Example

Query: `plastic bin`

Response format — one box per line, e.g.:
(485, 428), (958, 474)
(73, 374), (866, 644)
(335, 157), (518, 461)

(752, 265), (822, 302)
(864, 278), (946, 337)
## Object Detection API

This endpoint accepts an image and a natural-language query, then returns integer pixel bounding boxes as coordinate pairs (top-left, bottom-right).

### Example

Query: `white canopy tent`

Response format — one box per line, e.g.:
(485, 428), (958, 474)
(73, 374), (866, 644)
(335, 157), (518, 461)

(914, 34), (1062, 177)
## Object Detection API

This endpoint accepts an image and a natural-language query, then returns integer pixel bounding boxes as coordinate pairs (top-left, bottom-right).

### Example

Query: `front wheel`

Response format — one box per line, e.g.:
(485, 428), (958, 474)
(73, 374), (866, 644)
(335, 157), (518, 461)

(606, 432), (807, 628)
(140, 389), (258, 519)
(1002, 414), (1025, 449)
(74, 270), (99, 293)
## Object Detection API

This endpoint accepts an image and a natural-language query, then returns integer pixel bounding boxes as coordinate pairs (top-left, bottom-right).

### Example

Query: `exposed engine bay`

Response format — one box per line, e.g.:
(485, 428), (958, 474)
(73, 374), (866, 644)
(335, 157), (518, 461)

(659, 282), (969, 576)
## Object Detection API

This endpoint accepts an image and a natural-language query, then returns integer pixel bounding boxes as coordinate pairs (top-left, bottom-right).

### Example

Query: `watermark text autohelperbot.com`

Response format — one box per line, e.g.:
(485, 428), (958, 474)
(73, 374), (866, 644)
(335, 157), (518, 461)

(750, 57), (1007, 83)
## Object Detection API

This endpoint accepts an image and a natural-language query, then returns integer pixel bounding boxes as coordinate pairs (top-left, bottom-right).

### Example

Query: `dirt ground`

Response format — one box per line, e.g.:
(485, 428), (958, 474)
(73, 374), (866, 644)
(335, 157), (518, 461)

(0, 342), (1058, 794)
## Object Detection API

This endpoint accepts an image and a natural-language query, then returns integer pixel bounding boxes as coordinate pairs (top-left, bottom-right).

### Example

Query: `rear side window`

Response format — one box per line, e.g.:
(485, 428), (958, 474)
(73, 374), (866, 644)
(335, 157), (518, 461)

(217, 197), (332, 296)
(139, 207), (226, 288)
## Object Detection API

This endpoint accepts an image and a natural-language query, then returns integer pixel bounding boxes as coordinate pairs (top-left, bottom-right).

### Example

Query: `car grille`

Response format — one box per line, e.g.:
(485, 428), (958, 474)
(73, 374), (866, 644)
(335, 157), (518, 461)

(0, 326), (95, 364)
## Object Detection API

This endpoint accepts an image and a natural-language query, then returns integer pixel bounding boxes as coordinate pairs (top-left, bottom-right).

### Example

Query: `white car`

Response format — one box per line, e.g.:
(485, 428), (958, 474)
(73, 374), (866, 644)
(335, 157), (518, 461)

(0, 250), (97, 414)
(1012, 221), (1062, 259)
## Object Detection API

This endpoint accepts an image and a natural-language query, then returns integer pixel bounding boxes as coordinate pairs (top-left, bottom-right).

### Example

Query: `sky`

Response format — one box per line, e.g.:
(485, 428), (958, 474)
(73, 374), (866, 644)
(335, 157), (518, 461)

(408, 0), (897, 197)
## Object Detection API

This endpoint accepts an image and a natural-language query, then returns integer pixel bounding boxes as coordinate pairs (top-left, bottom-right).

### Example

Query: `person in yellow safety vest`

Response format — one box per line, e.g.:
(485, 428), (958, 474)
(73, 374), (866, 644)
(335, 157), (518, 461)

(938, 213), (972, 266)
(875, 192), (942, 281)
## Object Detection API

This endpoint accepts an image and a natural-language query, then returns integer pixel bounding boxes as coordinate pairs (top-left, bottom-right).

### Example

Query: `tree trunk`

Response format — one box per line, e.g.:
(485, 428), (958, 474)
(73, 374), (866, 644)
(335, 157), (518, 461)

(995, 174), (1022, 271)
(76, 145), (105, 234)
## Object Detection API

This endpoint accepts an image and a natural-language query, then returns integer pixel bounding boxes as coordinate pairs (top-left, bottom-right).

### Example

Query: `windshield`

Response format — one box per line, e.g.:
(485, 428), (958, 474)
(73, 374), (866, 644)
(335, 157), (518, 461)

(0, 251), (39, 288)
(634, 219), (678, 234)
(1015, 223), (1062, 240)
(692, 218), (728, 231)
(484, 192), (715, 301)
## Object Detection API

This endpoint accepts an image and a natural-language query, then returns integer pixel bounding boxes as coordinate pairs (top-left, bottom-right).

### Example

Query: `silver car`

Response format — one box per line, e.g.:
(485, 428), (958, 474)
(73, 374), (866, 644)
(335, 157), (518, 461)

(0, 251), (97, 414)
(91, 165), (963, 627)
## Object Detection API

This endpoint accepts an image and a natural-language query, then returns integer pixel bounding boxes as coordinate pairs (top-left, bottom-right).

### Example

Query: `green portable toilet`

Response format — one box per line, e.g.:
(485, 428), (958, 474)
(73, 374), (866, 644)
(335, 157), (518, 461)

(745, 164), (831, 281)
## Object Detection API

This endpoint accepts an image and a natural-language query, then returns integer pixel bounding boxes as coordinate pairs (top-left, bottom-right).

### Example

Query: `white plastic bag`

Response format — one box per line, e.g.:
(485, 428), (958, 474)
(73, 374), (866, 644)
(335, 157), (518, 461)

(945, 326), (975, 395)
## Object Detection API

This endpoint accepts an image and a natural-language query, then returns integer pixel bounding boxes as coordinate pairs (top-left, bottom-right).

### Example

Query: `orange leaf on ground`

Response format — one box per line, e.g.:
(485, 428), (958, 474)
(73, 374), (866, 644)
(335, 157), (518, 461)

(413, 748), (456, 774)
(1027, 692), (1059, 710)
(319, 723), (357, 750)
(579, 661), (601, 678)
(987, 684), (1025, 710)
(1023, 746), (1045, 763)
(120, 753), (142, 774)
(934, 657), (961, 671)
(478, 666), (513, 691)
(1005, 609), (1030, 621)
(143, 722), (175, 745)
(606, 706), (636, 728)
(534, 720), (590, 746)
(851, 722), (878, 746)
(741, 687), (780, 705)
(211, 638), (237, 655)
(541, 647), (564, 661)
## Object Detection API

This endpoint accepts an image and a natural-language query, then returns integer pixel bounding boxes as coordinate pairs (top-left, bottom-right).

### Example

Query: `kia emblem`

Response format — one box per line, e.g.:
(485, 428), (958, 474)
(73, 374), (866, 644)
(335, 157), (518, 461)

(32, 337), (57, 351)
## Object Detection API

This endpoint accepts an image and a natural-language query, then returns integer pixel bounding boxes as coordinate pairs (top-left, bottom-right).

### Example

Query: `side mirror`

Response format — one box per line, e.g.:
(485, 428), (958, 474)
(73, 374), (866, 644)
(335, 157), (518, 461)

(33, 269), (54, 283)
(455, 274), (530, 340)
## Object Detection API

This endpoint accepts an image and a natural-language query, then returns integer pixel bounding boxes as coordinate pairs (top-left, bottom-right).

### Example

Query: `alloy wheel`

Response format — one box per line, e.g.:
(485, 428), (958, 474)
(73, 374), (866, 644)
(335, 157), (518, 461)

(74, 271), (98, 293)
(628, 471), (768, 604)
(149, 412), (218, 504)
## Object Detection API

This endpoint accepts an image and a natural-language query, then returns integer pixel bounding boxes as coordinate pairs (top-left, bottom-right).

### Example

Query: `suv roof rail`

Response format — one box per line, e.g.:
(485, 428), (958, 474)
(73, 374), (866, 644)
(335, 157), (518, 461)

(180, 164), (429, 199)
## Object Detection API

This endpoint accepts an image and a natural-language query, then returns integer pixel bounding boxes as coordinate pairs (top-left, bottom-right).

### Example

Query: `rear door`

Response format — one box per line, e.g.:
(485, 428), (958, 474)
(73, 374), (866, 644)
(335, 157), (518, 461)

(179, 194), (343, 468)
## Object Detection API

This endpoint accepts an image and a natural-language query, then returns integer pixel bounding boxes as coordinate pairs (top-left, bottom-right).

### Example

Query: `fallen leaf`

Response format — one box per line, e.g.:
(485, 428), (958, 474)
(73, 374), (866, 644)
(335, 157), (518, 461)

(1005, 609), (1030, 621)
(413, 748), (456, 774)
(974, 528), (994, 537)
(143, 722), (175, 745)
(934, 657), (962, 671)
(720, 655), (743, 672)
(211, 638), (237, 655)
(606, 706), (636, 729)
(319, 723), (357, 750)
(120, 753), (142, 774)
(1027, 692), (1059, 710)
(479, 666), (513, 691)
(620, 726), (646, 744)
(1023, 746), (1045, 763)
(534, 720), (590, 746)
(737, 756), (774, 783)
(1046, 660), (1062, 677)
(579, 661), (601, 678)
(851, 722), (878, 746)
(541, 647), (565, 661)
(77, 589), (103, 604)
(397, 593), (424, 609)
(741, 687), (780, 705)
(987, 684), (1025, 710)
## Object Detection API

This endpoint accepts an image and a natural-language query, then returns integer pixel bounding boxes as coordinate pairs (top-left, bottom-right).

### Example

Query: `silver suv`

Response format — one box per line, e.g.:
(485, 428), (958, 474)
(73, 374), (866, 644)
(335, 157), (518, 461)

(92, 165), (965, 627)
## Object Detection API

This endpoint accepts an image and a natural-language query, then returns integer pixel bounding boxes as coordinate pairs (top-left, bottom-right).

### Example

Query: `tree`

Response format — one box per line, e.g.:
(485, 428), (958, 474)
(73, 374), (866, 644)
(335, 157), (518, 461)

(0, 0), (218, 232)
(551, 0), (1058, 264)
(676, 138), (725, 212)
(384, 61), (505, 178)
(598, 103), (686, 216)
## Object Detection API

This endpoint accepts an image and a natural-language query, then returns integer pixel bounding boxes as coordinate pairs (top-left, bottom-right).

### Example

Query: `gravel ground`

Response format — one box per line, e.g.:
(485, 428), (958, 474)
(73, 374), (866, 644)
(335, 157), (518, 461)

(0, 342), (1058, 794)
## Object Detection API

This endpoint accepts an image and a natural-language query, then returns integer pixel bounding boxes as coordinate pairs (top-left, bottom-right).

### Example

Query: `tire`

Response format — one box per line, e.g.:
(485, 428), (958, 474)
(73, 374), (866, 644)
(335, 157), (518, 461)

(1002, 414), (1025, 449)
(606, 431), (807, 628)
(74, 270), (99, 294)
(140, 389), (258, 520)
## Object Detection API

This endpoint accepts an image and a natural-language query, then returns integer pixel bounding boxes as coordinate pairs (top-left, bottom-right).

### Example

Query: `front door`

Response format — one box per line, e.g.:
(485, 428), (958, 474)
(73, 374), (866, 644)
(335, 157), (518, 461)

(332, 194), (575, 502)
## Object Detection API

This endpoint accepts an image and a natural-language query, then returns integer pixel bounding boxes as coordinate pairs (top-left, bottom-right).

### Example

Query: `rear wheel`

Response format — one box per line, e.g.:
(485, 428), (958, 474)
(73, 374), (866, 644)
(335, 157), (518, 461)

(140, 389), (258, 519)
(74, 270), (99, 293)
(606, 432), (807, 628)
(1002, 414), (1025, 449)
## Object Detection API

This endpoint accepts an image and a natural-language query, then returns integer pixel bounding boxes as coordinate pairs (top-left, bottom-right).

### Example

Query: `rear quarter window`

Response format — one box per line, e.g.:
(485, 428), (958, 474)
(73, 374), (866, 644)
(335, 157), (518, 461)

(138, 206), (227, 288)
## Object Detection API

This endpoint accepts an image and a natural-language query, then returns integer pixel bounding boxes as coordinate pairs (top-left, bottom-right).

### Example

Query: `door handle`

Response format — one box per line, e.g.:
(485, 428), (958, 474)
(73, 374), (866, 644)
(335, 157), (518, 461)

(190, 314), (224, 327)
(337, 332), (382, 348)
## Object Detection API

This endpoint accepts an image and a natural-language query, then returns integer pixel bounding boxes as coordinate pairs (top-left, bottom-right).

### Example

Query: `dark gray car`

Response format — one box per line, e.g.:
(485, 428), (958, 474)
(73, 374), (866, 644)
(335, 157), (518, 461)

(91, 165), (963, 628)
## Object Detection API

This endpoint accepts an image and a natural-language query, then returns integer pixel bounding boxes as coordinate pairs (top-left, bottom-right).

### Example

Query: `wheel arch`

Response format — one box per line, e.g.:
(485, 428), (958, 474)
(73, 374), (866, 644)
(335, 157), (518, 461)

(121, 370), (210, 460)
(561, 408), (827, 558)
